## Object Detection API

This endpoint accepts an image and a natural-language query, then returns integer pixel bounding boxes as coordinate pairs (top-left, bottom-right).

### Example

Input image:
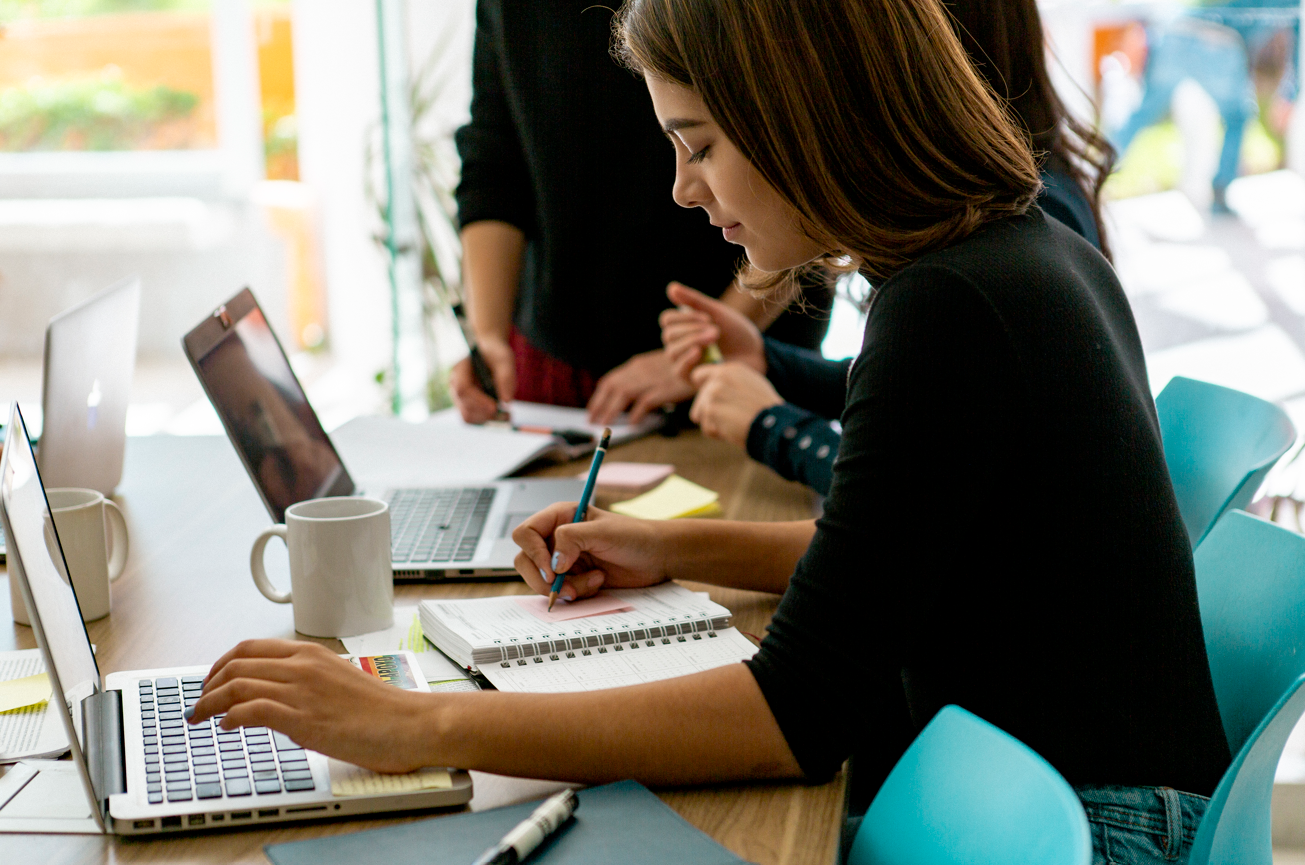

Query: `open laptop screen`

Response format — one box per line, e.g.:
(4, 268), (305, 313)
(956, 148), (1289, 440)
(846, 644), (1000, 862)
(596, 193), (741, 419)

(0, 404), (101, 731)
(185, 290), (353, 522)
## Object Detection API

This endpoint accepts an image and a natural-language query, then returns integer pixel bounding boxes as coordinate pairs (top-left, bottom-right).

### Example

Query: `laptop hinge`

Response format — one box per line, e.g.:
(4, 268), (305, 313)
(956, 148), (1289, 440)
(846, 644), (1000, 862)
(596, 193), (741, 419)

(82, 688), (127, 810)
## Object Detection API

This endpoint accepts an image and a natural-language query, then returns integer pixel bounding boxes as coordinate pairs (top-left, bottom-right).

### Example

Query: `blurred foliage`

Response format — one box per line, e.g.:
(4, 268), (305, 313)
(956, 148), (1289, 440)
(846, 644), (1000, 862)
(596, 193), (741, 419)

(263, 109), (297, 180)
(0, 68), (199, 151)
(0, 0), (289, 19)
(1104, 117), (1284, 200)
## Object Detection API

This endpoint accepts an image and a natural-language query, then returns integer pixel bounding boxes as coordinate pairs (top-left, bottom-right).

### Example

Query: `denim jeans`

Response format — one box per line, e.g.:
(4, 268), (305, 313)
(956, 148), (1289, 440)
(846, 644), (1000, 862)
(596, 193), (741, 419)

(1075, 785), (1210, 865)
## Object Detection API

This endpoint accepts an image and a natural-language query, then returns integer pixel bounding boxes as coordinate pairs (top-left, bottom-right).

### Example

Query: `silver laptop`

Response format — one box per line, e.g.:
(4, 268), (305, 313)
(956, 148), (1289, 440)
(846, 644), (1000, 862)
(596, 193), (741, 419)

(38, 276), (141, 496)
(182, 288), (582, 580)
(0, 404), (473, 835)
(0, 277), (141, 562)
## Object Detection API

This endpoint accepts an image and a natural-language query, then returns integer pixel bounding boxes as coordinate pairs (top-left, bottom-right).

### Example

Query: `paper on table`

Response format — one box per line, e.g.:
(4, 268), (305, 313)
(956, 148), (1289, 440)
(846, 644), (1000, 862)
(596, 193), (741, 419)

(0, 650), (67, 763)
(609, 475), (721, 520)
(508, 401), (663, 445)
(328, 759), (452, 797)
(340, 605), (474, 686)
(513, 593), (634, 623)
(0, 674), (50, 714)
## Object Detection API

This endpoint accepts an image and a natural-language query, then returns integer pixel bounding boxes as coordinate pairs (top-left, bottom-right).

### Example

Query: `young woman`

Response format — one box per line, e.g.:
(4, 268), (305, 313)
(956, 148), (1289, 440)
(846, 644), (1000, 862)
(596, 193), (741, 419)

(660, 0), (1120, 495)
(190, 2), (1229, 861)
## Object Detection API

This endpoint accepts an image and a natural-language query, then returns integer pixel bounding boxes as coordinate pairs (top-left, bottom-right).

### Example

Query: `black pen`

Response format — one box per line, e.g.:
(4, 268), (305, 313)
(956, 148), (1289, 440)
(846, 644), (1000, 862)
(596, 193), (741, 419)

(471, 788), (579, 865)
(453, 302), (501, 402)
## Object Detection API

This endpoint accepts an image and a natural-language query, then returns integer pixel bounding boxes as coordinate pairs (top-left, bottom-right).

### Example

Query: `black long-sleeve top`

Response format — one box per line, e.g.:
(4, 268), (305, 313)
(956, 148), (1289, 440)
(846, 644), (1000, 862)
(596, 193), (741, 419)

(454, 1), (740, 375)
(749, 171), (1105, 495)
(745, 210), (1231, 796)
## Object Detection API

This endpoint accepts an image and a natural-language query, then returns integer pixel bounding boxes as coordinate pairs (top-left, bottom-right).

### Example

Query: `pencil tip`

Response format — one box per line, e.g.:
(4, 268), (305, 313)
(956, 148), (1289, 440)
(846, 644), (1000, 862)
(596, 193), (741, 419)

(599, 428), (612, 448)
(547, 591), (557, 612)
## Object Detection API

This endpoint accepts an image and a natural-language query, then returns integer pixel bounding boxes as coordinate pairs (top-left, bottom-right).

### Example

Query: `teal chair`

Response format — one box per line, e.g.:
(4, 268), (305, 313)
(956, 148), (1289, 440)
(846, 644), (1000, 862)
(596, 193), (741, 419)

(1155, 376), (1295, 548)
(1188, 510), (1305, 864)
(847, 705), (1090, 865)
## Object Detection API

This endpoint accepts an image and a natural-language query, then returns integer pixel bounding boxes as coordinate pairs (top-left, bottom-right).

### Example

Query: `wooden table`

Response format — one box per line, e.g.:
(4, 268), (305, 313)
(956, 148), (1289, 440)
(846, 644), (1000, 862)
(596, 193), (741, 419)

(0, 429), (843, 865)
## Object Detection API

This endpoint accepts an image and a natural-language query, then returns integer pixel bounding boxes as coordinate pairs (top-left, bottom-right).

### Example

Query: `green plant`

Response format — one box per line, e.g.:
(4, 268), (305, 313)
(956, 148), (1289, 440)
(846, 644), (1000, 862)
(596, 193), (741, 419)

(365, 27), (465, 413)
(0, 68), (199, 151)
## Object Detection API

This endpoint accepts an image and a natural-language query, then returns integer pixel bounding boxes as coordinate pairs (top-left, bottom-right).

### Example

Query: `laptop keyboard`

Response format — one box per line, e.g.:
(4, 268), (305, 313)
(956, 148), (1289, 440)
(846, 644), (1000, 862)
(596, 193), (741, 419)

(388, 487), (495, 564)
(138, 677), (315, 804)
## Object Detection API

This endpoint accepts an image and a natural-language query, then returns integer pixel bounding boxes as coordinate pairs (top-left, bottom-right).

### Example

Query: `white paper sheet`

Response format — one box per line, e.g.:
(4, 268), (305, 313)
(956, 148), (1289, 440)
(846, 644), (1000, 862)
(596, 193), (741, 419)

(0, 650), (68, 763)
(0, 761), (100, 834)
(481, 626), (758, 693)
(506, 401), (663, 446)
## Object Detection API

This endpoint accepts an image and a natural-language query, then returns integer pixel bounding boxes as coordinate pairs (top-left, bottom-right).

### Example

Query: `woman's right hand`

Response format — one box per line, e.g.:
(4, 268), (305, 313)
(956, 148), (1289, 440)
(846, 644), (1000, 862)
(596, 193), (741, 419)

(450, 335), (516, 423)
(513, 503), (670, 601)
(660, 282), (766, 381)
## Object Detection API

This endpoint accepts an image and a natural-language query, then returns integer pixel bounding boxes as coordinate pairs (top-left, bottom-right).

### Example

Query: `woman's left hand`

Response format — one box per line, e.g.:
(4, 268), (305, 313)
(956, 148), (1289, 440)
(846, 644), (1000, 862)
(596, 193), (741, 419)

(187, 639), (431, 773)
(689, 362), (783, 448)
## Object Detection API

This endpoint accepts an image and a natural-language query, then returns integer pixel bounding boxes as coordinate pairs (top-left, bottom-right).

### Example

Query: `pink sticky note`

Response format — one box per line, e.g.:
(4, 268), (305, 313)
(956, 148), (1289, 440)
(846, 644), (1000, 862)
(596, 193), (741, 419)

(578, 462), (675, 492)
(514, 593), (635, 622)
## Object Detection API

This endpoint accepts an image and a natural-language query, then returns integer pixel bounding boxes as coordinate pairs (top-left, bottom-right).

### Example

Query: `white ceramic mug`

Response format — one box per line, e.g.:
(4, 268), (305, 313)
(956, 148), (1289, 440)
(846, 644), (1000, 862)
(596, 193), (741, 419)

(9, 487), (129, 625)
(249, 496), (394, 638)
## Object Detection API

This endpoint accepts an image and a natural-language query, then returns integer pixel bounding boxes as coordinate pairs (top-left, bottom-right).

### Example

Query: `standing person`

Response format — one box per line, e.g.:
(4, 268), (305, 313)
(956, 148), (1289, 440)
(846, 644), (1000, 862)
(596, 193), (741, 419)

(449, 0), (830, 426)
(191, 4), (1229, 864)
(660, 0), (1120, 495)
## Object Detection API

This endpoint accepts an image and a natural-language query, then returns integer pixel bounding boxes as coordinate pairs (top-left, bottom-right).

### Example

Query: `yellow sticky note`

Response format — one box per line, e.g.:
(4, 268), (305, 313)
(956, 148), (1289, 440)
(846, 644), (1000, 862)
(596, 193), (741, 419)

(610, 475), (720, 520)
(328, 759), (452, 797)
(0, 673), (51, 713)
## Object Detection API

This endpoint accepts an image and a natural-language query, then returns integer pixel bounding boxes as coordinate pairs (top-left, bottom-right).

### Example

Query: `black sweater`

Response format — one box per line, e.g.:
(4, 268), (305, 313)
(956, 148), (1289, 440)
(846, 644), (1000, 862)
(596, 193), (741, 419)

(745, 210), (1231, 796)
(454, 0), (740, 375)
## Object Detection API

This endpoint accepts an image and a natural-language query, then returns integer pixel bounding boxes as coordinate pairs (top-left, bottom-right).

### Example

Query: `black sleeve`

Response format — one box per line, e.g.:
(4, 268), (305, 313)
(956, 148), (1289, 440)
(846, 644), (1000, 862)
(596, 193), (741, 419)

(746, 404), (839, 496)
(763, 337), (852, 418)
(453, 1), (536, 233)
(746, 266), (1015, 781)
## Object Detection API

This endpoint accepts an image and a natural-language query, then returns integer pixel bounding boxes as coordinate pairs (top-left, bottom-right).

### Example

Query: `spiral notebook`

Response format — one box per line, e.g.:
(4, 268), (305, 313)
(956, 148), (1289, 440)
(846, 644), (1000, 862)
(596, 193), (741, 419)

(417, 583), (758, 693)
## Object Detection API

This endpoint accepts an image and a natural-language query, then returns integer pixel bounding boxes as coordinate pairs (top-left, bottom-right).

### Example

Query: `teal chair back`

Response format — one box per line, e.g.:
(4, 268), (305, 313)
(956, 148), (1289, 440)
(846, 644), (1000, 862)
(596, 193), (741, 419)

(1188, 510), (1305, 865)
(1156, 376), (1295, 547)
(848, 705), (1090, 865)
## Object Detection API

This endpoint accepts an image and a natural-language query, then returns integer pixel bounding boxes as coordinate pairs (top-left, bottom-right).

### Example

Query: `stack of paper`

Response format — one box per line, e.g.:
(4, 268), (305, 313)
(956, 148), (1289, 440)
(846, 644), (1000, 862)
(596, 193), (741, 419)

(610, 475), (721, 519)
(0, 649), (68, 762)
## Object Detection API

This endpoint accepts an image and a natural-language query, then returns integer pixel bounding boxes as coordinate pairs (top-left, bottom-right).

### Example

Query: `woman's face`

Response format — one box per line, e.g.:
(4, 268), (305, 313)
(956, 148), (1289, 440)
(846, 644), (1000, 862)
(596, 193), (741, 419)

(646, 77), (825, 273)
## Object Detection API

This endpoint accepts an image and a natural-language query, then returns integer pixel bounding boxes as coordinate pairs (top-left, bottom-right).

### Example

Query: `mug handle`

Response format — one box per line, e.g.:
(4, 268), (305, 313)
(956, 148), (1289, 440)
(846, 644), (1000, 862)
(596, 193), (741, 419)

(250, 526), (293, 604)
(104, 500), (129, 582)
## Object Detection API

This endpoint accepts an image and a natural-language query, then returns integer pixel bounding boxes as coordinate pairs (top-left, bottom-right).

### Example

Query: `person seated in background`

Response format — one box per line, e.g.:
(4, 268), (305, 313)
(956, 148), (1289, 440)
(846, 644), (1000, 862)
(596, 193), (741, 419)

(190, 3), (1229, 863)
(449, 0), (833, 427)
(660, 0), (1118, 495)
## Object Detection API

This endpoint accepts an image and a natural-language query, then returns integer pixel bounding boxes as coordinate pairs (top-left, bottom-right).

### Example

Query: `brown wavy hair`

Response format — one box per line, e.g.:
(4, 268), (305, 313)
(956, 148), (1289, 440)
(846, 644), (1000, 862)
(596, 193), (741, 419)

(615, 0), (1042, 292)
(942, 0), (1116, 261)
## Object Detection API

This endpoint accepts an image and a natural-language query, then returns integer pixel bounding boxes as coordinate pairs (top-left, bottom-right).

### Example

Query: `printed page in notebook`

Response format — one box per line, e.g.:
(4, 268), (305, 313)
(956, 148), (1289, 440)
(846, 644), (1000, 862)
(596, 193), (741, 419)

(481, 627), (758, 692)
(422, 583), (731, 651)
(0, 649), (68, 762)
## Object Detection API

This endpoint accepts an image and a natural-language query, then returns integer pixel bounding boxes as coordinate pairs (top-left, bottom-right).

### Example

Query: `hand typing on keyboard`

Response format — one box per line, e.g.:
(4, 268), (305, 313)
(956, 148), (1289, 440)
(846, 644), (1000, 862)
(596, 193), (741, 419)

(185, 640), (435, 775)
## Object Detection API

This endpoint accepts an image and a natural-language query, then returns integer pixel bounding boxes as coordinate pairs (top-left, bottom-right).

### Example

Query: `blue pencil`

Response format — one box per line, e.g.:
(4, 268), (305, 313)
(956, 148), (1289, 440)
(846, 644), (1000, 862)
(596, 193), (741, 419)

(548, 427), (611, 611)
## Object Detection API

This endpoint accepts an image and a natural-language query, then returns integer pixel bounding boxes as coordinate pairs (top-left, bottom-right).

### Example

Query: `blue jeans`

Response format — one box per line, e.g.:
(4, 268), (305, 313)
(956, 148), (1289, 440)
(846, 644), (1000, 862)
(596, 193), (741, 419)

(1075, 786), (1210, 865)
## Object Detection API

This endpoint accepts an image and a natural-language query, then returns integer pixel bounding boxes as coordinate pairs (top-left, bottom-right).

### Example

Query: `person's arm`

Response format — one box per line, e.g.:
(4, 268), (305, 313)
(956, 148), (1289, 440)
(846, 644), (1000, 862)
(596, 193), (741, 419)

(188, 640), (801, 784)
(762, 338), (852, 419)
(450, 5), (533, 422)
(746, 404), (840, 496)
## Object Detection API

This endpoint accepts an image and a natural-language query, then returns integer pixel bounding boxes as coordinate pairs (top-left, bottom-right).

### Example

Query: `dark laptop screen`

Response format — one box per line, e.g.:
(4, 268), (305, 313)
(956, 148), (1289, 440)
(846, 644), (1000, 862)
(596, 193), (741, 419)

(193, 302), (352, 522)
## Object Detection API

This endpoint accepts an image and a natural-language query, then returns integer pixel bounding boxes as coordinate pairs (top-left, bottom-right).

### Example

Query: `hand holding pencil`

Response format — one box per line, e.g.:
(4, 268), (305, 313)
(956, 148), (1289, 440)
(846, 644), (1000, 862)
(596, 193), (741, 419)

(548, 427), (611, 610)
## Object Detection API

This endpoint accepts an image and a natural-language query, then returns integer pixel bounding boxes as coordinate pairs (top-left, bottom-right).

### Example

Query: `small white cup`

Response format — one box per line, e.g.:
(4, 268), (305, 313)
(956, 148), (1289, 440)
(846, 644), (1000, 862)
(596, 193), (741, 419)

(250, 496), (394, 638)
(9, 487), (129, 625)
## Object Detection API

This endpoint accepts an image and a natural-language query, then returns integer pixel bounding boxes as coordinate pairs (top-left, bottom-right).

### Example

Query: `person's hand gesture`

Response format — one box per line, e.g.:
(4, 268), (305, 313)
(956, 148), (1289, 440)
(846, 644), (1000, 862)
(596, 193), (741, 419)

(689, 363), (784, 449)
(587, 349), (695, 426)
(659, 282), (766, 381)
(450, 336), (515, 423)
(513, 503), (670, 602)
